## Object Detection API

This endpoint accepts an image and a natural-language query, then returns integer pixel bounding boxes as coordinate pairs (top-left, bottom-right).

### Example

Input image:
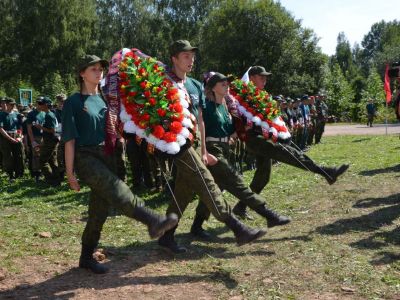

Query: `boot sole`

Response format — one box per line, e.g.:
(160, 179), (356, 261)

(149, 215), (179, 239)
(327, 164), (350, 185)
(158, 243), (188, 254)
(268, 219), (291, 228)
(237, 229), (267, 246)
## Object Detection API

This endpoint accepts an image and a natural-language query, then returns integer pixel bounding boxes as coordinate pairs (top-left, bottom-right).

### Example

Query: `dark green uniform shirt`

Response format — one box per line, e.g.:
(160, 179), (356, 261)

(26, 109), (45, 136)
(203, 99), (234, 138)
(62, 93), (107, 146)
(0, 111), (20, 131)
(42, 111), (58, 138)
(184, 77), (206, 120)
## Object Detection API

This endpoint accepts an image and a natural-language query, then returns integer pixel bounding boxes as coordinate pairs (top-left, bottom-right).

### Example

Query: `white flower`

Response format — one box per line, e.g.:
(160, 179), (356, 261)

(123, 121), (136, 134)
(182, 118), (193, 129)
(252, 116), (262, 125)
(155, 140), (167, 151)
(176, 134), (187, 146)
(180, 127), (190, 138)
(165, 142), (180, 154)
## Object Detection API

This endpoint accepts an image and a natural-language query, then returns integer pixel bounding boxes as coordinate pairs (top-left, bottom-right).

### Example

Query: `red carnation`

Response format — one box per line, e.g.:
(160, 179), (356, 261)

(120, 72), (128, 80)
(140, 81), (148, 89)
(128, 91), (137, 97)
(143, 90), (151, 98)
(142, 113), (150, 121)
(134, 60), (140, 67)
(170, 121), (183, 134)
(162, 79), (170, 87)
(152, 125), (165, 139)
(157, 108), (166, 117)
(171, 113), (184, 122)
(169, 103), (183, 113)
(163, 132), (177, 143)
(166, 89), (179, 101)
(149, 98), (157, 106)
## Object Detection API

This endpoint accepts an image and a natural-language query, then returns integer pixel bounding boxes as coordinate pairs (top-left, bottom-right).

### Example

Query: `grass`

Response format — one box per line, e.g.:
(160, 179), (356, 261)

(0, 135), (400, 299)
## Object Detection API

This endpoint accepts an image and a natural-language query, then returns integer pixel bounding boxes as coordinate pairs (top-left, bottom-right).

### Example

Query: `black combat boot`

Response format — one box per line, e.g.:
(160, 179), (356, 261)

(319, 164), (349, 185)
(253, 204), (291, 228)
(232, 201), (254, 220)
(158, 225), (187, 254)
(132, 206), (178, 239)
(190, 215), (211, 239)
(79, 244), (109, 274)
(224, 215), (267, 246)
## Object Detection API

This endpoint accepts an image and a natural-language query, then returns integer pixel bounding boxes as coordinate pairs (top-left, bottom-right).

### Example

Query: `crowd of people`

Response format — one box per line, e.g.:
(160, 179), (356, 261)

(0, 40), (349, 274)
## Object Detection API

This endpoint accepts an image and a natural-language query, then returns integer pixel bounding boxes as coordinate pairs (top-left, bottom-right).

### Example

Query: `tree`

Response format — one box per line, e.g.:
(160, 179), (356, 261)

(360, 68), (385, 109)
(7, 0), (98, 88)
(200, 0), (325, 95)
(324, 63), (355, 119)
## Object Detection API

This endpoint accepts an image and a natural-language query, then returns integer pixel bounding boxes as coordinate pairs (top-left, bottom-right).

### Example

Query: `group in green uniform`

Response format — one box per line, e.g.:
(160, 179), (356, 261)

(0, 98), (24, 181)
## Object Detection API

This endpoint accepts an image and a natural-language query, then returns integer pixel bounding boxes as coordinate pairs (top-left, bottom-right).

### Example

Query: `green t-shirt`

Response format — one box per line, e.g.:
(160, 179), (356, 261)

(184, 77), (206, 120)
(26, 109), (45, 136)
(203, 99), (234, 138)
(62, 93), (107, 146)
(42, 111), (58, 138)
(0, 111), (20, 132)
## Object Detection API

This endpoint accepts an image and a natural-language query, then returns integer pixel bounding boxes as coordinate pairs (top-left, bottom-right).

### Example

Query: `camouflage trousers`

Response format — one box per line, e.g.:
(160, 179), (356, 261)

(39, 136), (61, 183)
(166, 146), (230, 222)
(315, 119), (325, 143)
(195, 141), (266, 220)
(0, 135), (24, 177)
(74, 145), (142, 248)
(30, 136), (43, 173)
(245, 131), (323, 194)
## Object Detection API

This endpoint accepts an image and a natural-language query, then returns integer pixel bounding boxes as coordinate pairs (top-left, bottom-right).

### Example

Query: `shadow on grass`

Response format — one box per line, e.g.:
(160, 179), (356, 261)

(316, 193), (400, 236)
(0, 238), (275, 299)
(358, 164), (400, 176)
(317, 193), (400, 265)
(352, 138), (372, 143)
(369, 251), (400, 266)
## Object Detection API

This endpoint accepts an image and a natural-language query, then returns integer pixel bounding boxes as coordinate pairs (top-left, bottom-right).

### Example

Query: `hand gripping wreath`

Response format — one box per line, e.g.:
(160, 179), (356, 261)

(116, 48), (194, 155)
(229, 79), (291, 143)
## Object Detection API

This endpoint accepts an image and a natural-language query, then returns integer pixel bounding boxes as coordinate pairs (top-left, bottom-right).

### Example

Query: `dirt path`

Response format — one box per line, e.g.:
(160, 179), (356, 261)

(324, 123), (400, 136)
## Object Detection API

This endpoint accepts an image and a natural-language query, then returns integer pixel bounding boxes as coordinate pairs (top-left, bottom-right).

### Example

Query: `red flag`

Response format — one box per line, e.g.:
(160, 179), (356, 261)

(384, 64), (392, 104)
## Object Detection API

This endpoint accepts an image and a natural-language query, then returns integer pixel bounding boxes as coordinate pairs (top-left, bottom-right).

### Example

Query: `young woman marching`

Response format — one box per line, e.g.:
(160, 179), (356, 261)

(62, 55), (178, 274)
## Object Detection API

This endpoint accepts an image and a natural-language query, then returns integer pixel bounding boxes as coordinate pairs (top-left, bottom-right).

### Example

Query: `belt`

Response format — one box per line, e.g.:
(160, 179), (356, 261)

(205, 136), (229, 143)
(6, 131), (18, 138)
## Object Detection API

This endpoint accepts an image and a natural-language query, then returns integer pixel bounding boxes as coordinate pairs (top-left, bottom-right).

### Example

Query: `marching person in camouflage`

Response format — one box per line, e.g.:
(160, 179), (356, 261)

(232, 66), (349, 220)
(156, 40), (267, 254)
(62, 54), (178, 274)
(191, 72), (291, 237)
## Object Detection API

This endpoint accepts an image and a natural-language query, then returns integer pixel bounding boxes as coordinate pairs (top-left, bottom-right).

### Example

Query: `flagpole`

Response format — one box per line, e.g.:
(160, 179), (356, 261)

(385, 100), (388, 136)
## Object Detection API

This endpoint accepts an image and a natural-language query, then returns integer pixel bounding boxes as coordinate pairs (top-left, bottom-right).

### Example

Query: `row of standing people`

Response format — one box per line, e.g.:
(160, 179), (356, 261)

(0, 95), (65, 185)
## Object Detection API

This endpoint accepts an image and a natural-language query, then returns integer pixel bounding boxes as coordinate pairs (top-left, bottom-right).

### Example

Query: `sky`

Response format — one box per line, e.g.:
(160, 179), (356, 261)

(278, 0), (399, 55)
